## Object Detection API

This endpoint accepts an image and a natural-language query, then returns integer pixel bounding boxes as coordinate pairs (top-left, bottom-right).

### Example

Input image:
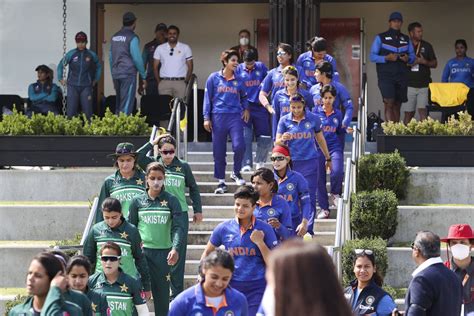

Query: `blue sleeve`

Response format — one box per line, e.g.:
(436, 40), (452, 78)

(28, 84), (41, 101)
(57, 50), (74, 80)
(441, 61), (451, 82)
(142, 47), (148, 66)
(45, 85), (59, 103)
(407, 39), (416, 64)
(261, 64), (268, 78)
(297, 175), (313, 221)
(405, 277), (434, 316)
(338, 84), (354, 127)
(296, 54), (304, 68)
(376, 295), (397, 316)
(263, 223), (278, 249)
(240, 83), (249, 110)
(272, 94), (281, 139)
(276, 115), (286, 136)
(90, 51), (102, 82)
(209, 223), (222, 246)
(276, 199), (293, 239)
(203, 74), (214, 121)
(261, 70), (273, 94)
(313, 115), (322, 133)
(303, 90), (314, 110)
(330, 56), (338, 73)
(240, 293), (249, 316)
(168, 294), (187, 316)
(370, 36), (386, 64)
(130, 37), (146, 79)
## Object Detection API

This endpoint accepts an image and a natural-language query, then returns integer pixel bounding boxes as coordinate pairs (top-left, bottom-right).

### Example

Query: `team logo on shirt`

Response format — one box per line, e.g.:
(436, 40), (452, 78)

(224, 311), (235, 316)
(304, 122), (312, 129)
(233, 81), (238, 86)
(86, 57), (91, 62)
(305, 61), (311, 67)
(286, 183), (295, 191)
(333, 118), (338, 125)
(256, 71), (261, 76)
(73, 56), (79, 62)
(267, 208), (276, 216)
(365, 296), (375, 305)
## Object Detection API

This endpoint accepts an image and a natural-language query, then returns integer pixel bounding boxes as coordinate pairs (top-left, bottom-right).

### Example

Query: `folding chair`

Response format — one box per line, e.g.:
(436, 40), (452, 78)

(427, 82), (469, 122)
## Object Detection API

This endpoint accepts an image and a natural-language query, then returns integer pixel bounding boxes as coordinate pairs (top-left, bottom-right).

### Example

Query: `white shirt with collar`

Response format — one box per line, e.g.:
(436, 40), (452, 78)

(411, 257), (443, 277)
(153, 41), (192, 78)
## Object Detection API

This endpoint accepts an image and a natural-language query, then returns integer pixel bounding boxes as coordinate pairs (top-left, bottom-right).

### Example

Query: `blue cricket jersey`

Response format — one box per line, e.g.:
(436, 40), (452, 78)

(274, 169), (312, 222)
(236, 62), (268, 103)
(260, 64), (303, 99)
(310, 81), (354, 127)
(28, 81), (61, 106)
(209, 217), (278, 282)
(296, 51), (339, 88)
(271, 87), (314, 139)
(314, 107), (344, 153)
(441, 57), (474, 88)
(169, 283), (249, 316)
(254, 194), (293, 241)
(276, 112), (322, 161)
(203, 70), (249, 121)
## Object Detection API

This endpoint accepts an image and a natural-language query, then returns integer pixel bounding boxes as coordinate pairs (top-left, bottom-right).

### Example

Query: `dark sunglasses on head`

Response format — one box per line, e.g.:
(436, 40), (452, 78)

(160, 150), (175, 155)
(100, 255), (120, 262)
(169, 48), (174, 56)
(270, 156), (286, 162)
(354, 249), (374, 256)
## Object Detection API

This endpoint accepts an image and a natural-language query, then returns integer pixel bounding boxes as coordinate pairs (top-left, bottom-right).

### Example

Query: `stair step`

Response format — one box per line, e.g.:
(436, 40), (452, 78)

(195, 181), (335, 193)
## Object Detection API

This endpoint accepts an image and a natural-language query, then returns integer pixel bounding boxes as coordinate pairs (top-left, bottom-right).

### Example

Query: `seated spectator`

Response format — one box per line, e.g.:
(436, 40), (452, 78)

(231, 29), (259, 63)
(344, 249), (396, 315)
(441, 224), (474, 316)
(442, 39), (474, 88)
(27, 65), (61, 117)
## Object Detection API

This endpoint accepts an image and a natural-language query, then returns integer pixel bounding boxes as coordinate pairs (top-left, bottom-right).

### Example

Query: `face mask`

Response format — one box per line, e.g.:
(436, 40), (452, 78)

(260, 286), (275, 316)
(240, 37), (250, 46)
(150, 180), (164, 190)
(451, 244), (471, 260)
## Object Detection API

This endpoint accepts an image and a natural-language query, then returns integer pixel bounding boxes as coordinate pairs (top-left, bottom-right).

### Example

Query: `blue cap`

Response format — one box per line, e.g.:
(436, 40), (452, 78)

(389, 12), (403, 22)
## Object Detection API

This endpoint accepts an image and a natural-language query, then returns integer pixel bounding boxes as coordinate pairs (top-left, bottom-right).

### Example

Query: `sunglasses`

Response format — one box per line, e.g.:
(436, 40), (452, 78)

(354, 249), (374, 256)
(276, 51), (287, 57)
(160, 150), (175, 156)
(100, 255), (121, 262)
(410, 242), (417, 250)
(169, 48), (174, 56)
(270, 156), (286, 162)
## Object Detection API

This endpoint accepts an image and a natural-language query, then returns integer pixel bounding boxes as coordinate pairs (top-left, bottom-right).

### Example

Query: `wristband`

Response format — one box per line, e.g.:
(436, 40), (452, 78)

(326, 158), (332, 162)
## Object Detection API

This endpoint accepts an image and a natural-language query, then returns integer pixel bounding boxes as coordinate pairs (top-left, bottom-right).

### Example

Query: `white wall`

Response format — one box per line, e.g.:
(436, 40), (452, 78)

(0, 0), (90, 97)
(103, 4), (268, 95)
(320, 1), (474, 115)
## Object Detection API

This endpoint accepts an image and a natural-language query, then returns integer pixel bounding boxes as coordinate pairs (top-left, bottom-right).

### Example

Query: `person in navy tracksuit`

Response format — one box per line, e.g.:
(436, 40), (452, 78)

(296, 36), (339, 89)
(236, 48), (271, 171)
(272, 66), (314, 139)
(271, 144), (312, 237)
(275, 94), (332, 225)
(203, 50), (249, 194)
(370, 11), (415, 122)
(27, 65), (61, 117)
(314, 85), (345, 209)
(57, 32), (102, 119)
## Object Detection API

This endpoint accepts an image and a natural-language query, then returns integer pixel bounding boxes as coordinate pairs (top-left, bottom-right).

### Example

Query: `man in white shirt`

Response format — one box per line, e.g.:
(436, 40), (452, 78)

(153, 25), (193, 98)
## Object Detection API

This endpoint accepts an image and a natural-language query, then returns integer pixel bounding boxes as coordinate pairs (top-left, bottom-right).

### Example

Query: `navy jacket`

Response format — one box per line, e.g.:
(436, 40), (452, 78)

(405, 262), (462, 316)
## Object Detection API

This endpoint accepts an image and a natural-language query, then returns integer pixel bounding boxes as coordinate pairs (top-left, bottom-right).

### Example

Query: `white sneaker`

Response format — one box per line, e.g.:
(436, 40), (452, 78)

(230, 172), (246, 185)
(241, 165), (252, 172)
(317, 209), (330, 219)
(255, 162), (264, 169)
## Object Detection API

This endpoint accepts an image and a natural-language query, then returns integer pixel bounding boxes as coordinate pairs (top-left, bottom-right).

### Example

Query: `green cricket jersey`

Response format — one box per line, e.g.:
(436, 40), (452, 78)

(128, 190), (185, 250)
(83, 218), (151, 291)
(96, 169), (146, 222)
(87, 288), (108, 316)
(88, 270), (146, 316)
(137, 142), (202, 214)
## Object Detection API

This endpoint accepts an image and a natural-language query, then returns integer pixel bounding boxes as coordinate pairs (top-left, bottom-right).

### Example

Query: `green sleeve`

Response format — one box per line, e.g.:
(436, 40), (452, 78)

(183, 162), (202, 213)
(40, 286), (64, 316)
(95, 179), (110, 223)
(80, 293), (93, 316)
(170, 196), (185, 250)
(131, 228), (151, 291)
(128, 199), (139, 226)
(136, 142), (156, 171)
(83, 226), (98, 274)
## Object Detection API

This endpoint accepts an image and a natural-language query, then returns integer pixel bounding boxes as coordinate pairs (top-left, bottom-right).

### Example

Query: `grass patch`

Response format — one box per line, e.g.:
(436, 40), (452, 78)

(0, 288), (27, 296)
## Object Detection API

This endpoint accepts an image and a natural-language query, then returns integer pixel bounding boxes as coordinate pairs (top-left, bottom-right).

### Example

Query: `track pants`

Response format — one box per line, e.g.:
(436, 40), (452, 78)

(67, 85), (93, 119)
(144, 248), (171, 316)
(243, 103), (272, 166)
(293, 158), (318, 233)
(113, 76), (136, 115)
(170, 213), (188, 299)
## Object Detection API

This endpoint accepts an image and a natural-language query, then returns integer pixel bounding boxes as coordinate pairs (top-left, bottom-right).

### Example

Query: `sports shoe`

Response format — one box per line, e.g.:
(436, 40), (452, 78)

(214, 183), (228, 194)
(328, 194), (341, 207)
(241, 165), (252, 172)
(230, 172), (246, 185)
(317, 209), (330, 219)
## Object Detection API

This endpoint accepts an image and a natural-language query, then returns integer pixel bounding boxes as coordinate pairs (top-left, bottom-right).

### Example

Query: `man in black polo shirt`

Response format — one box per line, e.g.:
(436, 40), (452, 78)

(402, 22), (437, 124)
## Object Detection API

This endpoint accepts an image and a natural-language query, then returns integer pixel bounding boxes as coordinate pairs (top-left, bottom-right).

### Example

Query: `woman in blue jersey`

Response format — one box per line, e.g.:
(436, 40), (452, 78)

(203, 50), (249, 194)
(258, 43), (294, 108)
(314, 85), (345, 212)
(271, 144), (311, 237)
(201, 185), (278, 316)
(344, 249), (396, 316)
(442, 39), (474, 88)
(275, 94), (332, 225)
(271, 66), (314, 138)
(169, 249), (248, 316)
(251, 168), (293, 241)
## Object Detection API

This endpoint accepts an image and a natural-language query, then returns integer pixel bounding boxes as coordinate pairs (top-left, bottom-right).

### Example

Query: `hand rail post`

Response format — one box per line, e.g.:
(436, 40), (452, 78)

(193, 78), (198, 143)
(80, 197), (99, 246)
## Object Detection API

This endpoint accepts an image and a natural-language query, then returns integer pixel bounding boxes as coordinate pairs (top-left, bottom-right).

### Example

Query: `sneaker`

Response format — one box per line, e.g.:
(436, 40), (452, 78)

(328, 194), (340, 207)
(255, 162), (264, 170)
(317, 209), (330, 219)
(241, 165), (252, 172)
(214, 183), (228, 194)
(230, 172), (246, 185)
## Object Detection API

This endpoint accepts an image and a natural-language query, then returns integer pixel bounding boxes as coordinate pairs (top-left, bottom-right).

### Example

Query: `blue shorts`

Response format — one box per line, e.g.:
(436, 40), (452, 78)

(378, 74), (408, 103)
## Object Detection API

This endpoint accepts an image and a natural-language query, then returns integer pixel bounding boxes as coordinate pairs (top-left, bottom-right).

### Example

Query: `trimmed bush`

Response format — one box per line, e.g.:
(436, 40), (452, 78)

(5, 295), (28, 315)
(342, 238), (388, 286)
(351, 189), (398, 240)
(357, 151), (409, 199)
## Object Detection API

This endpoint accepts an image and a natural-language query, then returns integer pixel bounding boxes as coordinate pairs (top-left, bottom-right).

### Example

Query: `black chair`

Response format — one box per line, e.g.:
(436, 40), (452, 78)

(140, 94), (173, 126)
(101, 95), (137, 116)
(0, 94), (26, 113)
(427, 83), (467, 122)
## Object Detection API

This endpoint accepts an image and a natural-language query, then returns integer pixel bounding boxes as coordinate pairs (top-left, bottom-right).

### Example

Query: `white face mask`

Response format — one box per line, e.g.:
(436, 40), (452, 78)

(240, 37), (250, 46)
(451, 243), (471, 260)
(150, 179), (164, 190)
(260, 286), (275, 316)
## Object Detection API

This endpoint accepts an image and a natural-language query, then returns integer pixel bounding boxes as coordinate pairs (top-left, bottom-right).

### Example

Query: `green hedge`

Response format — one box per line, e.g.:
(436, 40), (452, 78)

(0, 109), (151, 136)
(342, 238), (388, 286)
(351, 189), (398, 240)
(357, 151), (409, 199)
(5, 295), (28, 315)
(382, 111), (473, 136)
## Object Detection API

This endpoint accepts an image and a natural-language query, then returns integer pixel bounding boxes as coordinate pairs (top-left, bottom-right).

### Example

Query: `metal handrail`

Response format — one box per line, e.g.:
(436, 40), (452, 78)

(80, 197), (99, 246)
(192, 77), (199, 143)
(167, 98), (188, 161)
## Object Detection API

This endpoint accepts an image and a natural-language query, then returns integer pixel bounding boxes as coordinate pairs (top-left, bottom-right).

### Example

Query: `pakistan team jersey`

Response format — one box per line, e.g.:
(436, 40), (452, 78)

(96, 169), (146, 222)
(83, 218), (151, 291)
(254, 195), (293, 241)
(136, 142), (202, 214)
(89, 270), (146, 316)
(128, 190), (185, 250)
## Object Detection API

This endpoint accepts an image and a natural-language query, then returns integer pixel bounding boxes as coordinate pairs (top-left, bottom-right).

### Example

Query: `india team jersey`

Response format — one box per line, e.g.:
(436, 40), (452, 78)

(314, 107), (344, 153)
(236, 61), (268, 103)
(310, 81), (354, 128)
(296, 51), (339, 88)
(97, 169), (146, 222)
(276, 111), (322, 161)
(275, 169), (312, 221)
(260, 64), (303, 99)
(442, 57), (474, 88)
(89, 271), (146, 316)
(210, 217), (278, 282)
(254, 195), (293, 241)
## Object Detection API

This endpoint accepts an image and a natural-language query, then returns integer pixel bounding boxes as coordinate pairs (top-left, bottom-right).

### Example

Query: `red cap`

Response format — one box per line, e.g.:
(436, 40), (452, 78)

(440, 224), (474, 242)
(75, 32), (87, 43)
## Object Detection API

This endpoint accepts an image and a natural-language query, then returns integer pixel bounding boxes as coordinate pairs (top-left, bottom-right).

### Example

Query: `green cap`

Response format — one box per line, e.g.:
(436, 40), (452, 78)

(108, 142), (137, 158)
